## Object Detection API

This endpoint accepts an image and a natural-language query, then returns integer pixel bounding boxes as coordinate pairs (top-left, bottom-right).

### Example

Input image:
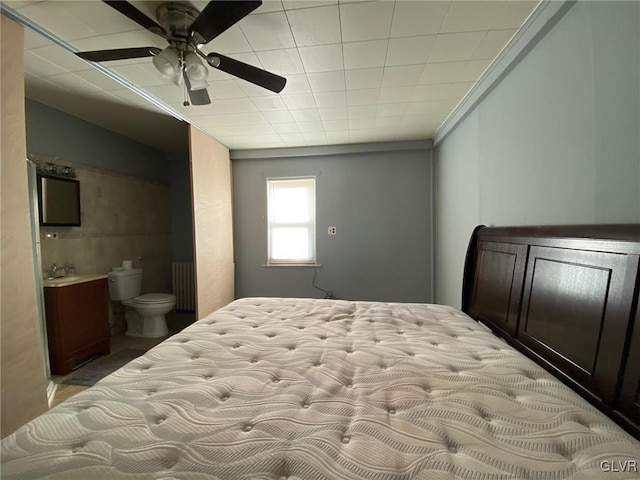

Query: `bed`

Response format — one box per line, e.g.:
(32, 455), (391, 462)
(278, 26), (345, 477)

(2, 225), (639, 479)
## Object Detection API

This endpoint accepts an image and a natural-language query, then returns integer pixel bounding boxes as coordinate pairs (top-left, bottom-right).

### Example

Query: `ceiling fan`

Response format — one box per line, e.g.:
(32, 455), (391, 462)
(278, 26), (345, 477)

(75, 0), (287, 106)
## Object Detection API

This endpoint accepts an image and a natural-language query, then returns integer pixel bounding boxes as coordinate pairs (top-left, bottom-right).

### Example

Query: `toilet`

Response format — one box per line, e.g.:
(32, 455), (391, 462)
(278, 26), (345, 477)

(107, 268), (175, 338)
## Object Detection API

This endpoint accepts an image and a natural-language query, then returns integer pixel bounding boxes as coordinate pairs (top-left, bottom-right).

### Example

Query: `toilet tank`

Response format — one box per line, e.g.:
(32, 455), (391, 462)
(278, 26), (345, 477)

(108, 268), (143, 301)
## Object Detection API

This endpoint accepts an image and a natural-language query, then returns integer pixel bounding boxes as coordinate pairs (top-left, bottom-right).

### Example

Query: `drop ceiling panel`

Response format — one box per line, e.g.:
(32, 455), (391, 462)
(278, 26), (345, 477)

(13, 0), (540, 151)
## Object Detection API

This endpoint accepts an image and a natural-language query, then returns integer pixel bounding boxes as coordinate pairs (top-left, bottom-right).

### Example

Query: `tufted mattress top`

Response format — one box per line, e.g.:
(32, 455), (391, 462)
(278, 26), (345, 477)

(2, 298), (639, 479)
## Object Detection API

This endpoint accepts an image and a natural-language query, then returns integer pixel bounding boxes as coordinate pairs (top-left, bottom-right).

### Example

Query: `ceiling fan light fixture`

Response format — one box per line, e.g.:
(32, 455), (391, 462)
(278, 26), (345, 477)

(152, 47), (180, 79)
(185, 52), (208, 83)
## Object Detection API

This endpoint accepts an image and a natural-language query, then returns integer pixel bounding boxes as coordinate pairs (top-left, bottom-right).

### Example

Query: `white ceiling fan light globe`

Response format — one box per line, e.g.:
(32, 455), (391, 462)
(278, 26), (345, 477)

(153, 47), (180, 79)
(185, 52), (209, 82)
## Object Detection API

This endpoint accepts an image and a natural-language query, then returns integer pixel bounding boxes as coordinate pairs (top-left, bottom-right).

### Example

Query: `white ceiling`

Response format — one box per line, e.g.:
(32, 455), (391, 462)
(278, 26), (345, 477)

(8, 0), (539, 152)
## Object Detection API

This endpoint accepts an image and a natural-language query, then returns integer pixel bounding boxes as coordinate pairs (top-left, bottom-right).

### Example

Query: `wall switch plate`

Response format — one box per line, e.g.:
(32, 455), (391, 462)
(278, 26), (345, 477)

(328, 226), (337, 235)
(45, 232), (58, 239)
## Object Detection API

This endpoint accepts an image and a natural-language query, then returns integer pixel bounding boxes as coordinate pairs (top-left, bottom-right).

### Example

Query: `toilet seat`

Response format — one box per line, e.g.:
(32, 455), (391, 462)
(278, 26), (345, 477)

(133, 293), (176, 305)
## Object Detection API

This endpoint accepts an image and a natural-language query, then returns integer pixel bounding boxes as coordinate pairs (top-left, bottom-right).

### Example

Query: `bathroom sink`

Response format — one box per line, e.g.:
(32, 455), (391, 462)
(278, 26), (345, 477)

(43, 274), (107, 287)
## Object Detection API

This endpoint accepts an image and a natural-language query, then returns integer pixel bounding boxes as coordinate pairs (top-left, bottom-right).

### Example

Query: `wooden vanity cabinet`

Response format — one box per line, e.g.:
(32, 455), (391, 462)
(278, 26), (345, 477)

(44, 278), (110, 375)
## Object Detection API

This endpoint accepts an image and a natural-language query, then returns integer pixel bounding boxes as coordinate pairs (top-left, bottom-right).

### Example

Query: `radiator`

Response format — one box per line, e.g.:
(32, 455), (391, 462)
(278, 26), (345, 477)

(172, 262), (195, 312)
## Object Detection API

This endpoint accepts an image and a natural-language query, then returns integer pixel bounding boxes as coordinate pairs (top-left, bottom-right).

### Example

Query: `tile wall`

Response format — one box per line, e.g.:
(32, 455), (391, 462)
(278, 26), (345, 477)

(39, 159), (172, 295)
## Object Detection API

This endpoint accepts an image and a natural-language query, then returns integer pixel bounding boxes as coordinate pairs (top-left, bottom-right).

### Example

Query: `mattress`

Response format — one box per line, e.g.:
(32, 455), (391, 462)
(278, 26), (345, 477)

(2, 298), (639, 479)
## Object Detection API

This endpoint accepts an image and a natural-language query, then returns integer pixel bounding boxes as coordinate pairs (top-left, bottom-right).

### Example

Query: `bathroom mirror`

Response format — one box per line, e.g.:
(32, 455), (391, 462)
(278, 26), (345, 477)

(37, 174), (81, 226)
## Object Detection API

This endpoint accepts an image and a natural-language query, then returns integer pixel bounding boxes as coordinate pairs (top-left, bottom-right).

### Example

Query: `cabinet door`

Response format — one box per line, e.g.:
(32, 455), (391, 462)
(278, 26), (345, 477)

(57, 280), (109, 358)
(467, 241), (527, 338)
(517, 246), (638, 405)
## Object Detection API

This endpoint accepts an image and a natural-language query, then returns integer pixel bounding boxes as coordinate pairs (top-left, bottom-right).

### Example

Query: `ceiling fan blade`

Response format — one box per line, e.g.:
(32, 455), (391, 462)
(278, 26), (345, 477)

(102, 0), (166, 37)
(190, 1), (262, 45)
(207, 53), (286, 93)
(183, 73), (212, 106)
(76, 47), (161, 62)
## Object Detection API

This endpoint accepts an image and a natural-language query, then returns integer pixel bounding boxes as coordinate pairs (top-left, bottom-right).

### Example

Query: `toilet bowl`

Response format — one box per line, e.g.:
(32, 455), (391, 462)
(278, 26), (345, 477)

(108, 268), (176, 338)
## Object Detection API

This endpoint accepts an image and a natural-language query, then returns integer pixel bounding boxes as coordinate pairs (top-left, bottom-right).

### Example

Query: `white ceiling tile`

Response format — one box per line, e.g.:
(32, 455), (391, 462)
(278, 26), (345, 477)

(418, 62), (467, 85)
(15, 2), (96, 40)
(318, 107), (348, 120)
(30, 45), (92, 74)
(441, 2), (508, 34)
(458, 59), (491, 82)
(324, 131), (349, 144)
(448, 82), (474, 100)
(197, 112), (267, 127)
(110, 64), (165, 87)
(376, 102), (409, 117)
(144, 84), (185, 103)
(340, 1), (393, 42)
(297, 121), (325, 133)
(251, 95), (288, 111)
(347, 105), (376, 119)
(283, 1), (337, 10)
(206, 98), (258, 114)
(262, 110), (296, 123)
(385, 36), (436, 67)
(379, 86), (414, 104)
(209, 80), (248, 99)
(239, 12), (296, 51)
(472, 30), (516, 60)
(322, 119), (349, 131)
(24, 50), (69, 77)
(255, 1), (285, 14)
(374, 116), (403, 129)
(302, 132), (328, 144)
(280, 74), (312, 94)
(298, 44), (343, 72)
(73, 68), (123, 91)
(47, 72), (103, 96)
(382, 65), (424, 87)
(390, 2), (451, 38)
(286, 5), (341, 46)
(346, 89), (380, 106)
(343, 40), (387, 70)
(412, 84), (452, 102)
(216, 124), (276, 136)
(313, 91), (347, 108)
(71, 30), (164, 53)
(108, 88), (153, 107)
(256, 48), (305, 74)
(204, 25), (252, 55)
(345, 68), (383, 90)
(349, 129), (377, 143)
(279, 132), (306, 143)
(289, 109), (322, 122)
(281, 93), (317, 109)
(429, 32), (486, 63)
(307, 71), (346, 92)
(494, 1), (539, 29)
(23, 29), (50, 50)
(349, 117), (376, 129)
(272, 122), (301, 133)
(405, 101), (441, 116)
(232, 134), (286, 148)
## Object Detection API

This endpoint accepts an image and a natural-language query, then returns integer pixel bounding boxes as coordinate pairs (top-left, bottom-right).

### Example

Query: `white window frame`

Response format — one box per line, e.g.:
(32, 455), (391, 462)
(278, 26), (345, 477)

(266, 176), (317, 266)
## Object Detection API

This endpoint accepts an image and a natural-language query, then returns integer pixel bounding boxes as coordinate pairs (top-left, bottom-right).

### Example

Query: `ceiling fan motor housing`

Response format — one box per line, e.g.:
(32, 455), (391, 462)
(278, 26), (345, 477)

(156, 2), (200, 41)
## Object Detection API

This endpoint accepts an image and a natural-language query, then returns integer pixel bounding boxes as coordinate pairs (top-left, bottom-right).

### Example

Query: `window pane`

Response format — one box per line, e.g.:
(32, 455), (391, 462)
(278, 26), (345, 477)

(267, 177), (316, 264)
(271, 188), (310, 223)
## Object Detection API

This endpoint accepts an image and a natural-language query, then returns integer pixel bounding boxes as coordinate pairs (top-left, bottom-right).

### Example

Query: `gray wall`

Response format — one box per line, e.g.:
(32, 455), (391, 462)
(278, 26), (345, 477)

(434, 1), (640, 308)
(232, 142), (432, 302)
(25, 99), (168, 183)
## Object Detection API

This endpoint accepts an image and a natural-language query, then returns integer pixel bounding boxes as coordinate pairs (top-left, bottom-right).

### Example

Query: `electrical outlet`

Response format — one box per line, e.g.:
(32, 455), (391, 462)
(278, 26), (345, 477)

(328, 226), (337, 235)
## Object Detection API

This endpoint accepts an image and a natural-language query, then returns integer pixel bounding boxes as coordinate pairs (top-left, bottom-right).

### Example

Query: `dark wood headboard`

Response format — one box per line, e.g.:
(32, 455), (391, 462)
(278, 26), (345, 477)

(462, 224), (640, 438)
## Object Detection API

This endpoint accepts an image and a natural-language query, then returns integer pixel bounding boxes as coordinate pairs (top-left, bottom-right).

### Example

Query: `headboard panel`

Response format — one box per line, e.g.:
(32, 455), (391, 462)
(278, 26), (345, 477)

(462, 224), (640, 438)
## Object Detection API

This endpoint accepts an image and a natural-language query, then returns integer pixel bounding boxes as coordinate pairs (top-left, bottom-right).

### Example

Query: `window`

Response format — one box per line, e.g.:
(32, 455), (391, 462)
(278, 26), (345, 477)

(267, 177), (316, 265)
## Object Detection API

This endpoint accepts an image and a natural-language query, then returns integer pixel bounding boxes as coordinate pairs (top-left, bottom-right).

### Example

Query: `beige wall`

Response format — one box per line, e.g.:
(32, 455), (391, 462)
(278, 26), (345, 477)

(1, 14), (49, 437)
(189, 127), (234, 319)
(39, 159), (172, 295)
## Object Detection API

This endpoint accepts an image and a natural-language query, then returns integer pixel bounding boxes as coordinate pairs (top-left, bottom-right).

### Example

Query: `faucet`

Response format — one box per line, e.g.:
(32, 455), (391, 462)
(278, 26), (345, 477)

(48, 263), (60, 279)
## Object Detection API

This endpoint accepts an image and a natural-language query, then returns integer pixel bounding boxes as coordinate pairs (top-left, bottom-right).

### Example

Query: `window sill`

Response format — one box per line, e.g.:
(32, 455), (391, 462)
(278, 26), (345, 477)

(262, 263), (321, 268)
